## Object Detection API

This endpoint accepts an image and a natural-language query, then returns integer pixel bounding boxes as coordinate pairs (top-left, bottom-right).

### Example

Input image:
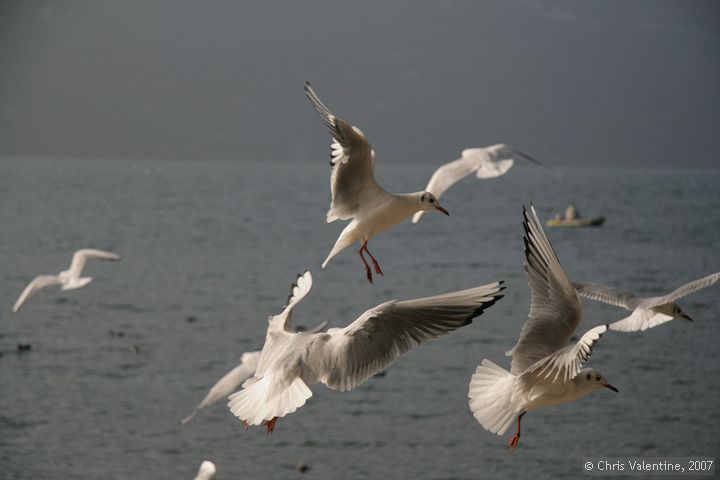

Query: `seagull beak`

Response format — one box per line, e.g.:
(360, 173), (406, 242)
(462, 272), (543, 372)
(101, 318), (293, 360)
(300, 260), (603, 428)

(679, 312), (693, 322)
(435, 206), (450, 216)
(602, 383), (619, 393)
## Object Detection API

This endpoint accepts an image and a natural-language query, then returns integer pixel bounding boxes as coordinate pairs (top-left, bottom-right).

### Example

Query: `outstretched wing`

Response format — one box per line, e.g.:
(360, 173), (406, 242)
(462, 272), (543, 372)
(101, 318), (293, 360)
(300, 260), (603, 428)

(267, 271), (314, 333)
(12, 275), (62, 313)
(305, 82), (385, 222)
(305, 281), (505, 391)
(573, 281), (641, 310)
(411, 152), (477, 224)
(642, 271), (720, 307)
(180, 351), (261, 424)
(507, 205), (582, 375)
(521, 324), (608, 384)
(68, 249), (120, 277)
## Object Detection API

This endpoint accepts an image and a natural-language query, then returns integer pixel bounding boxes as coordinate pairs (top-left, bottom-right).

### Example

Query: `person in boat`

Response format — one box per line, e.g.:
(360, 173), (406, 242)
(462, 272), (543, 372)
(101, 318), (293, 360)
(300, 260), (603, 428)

(564, 203), (579, 220)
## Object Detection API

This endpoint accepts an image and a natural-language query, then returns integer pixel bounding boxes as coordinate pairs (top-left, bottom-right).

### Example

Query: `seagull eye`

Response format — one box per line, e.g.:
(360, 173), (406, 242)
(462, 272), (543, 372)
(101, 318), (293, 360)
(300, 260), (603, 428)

(429, 198), (435, 203)
(595, 376), (601, 382)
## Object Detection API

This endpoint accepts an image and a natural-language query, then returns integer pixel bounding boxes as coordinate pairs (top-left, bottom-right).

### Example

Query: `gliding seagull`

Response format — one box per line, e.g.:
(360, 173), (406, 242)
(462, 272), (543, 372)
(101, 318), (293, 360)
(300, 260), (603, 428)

(229, 270), (504, 433)
(412, 145), (542, 224)
(574, 271), (719, 332)
(305, 82), (449, 283)
(13, 249), (121, 313)
(468, 206), (617, 450)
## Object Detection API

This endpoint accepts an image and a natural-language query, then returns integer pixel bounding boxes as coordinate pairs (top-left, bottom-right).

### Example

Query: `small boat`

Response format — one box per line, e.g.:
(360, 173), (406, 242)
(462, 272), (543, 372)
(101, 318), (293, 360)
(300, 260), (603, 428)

(546, 217), (605, 227)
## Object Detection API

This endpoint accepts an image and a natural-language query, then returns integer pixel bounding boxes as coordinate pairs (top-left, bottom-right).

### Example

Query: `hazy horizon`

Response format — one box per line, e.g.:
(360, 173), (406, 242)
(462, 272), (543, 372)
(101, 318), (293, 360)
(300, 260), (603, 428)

(1, 0), (718, 166)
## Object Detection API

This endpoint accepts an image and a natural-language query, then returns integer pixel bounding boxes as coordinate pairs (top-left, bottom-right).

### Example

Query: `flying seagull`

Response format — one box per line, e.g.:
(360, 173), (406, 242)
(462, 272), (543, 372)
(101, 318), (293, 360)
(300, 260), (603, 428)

(305, 82), (450, 283)
(229, 270), (504, 433)
(573, 271), (719, 332)
(468, 205), (617, 450)
(412, 145), (542, 224)
(13, 249), (121, 313)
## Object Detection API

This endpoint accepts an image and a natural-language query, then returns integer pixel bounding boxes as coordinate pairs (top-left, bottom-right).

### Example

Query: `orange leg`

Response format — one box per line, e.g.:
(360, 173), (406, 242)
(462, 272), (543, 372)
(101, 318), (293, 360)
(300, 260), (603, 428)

(508, 412), (526, 451)
(358, 243), (373, 283)
(264, 416), (278, 434)
(363, 242), (383, 276)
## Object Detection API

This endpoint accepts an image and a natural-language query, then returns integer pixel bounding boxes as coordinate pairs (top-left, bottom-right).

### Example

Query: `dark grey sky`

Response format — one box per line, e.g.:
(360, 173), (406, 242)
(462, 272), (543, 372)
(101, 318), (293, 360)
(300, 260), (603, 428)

(1, 0), (718, 166)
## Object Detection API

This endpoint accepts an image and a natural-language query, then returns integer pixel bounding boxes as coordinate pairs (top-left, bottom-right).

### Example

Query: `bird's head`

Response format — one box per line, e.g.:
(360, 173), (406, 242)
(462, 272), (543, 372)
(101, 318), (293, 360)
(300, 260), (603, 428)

(418, 192), (449, 215)
(579, 368), (618, 394)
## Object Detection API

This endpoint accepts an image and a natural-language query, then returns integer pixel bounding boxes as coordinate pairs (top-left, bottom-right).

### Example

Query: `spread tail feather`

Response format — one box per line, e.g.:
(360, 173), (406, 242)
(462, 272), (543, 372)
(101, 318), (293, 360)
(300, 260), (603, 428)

(322, 225), (358, 268)
(227, 376), (312, 426)
(468, 359), (521, 436)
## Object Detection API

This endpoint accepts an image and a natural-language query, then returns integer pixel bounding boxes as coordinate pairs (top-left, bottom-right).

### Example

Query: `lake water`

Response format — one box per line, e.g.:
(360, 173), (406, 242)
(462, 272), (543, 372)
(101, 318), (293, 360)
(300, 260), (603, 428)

(1, 157), (719, 479)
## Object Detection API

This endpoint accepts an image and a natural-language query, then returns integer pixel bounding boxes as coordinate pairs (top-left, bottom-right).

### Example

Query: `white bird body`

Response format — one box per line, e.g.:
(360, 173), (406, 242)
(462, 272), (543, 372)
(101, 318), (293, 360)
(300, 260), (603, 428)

(181, 321), (329, 425)
(229, 270), (505, 432)
(468, 206), (616, 449)
(305, 83), (449, 282)
(13, 249), (121, 313)
(323, 193), (427, 268)
(574, 271), (719, 332)
(412, 144), (542, 224)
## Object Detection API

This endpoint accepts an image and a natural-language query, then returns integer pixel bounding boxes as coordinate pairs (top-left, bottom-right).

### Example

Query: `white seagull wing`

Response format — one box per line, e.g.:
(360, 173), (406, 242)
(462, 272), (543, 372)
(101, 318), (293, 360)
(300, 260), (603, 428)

(641, 271), (720, 307)
(411, 152), (478, 224)
(254, 271), (314, 379)
(267, 271), (313, 333)
(68, 248), (120, 277)
(305, 281), (505, 391)
(180, 351), (261, 424)
(521, 324), (608, 384)
(12, 275), (62, 313)
(507, 205), (582, 375)
(305, 82), (385, 222)
(573, 281), (641, 310)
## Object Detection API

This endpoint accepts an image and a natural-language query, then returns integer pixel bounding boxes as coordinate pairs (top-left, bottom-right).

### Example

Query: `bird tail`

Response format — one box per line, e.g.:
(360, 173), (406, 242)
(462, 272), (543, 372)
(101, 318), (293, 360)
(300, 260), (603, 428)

(227, 375), (312, 427)
(321, 225), (357, 268)
(468, 359), (521, 436)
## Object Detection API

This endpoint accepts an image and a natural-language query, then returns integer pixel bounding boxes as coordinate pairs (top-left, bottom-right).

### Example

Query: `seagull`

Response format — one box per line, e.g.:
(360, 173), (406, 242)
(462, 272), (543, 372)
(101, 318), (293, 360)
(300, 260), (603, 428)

(228, 270), (504, 433)
(305, 82), (450, 283)
(193, 460), (216, 480)
(573, 271), (719, 332)
(12, 249), (121, 313)
(412, 145), (542, 224)
(180, 323), (328, 424)
(468, 205), (617, 450)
